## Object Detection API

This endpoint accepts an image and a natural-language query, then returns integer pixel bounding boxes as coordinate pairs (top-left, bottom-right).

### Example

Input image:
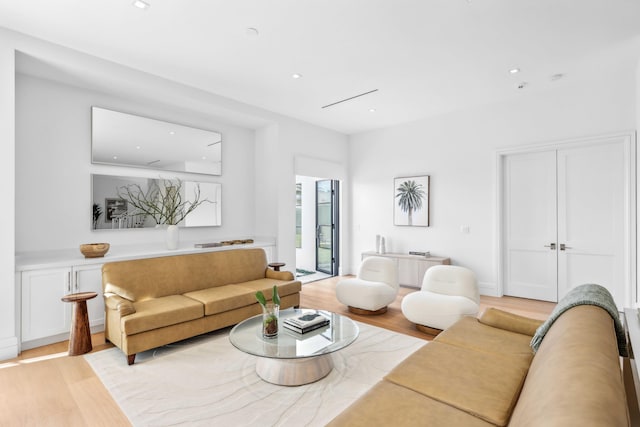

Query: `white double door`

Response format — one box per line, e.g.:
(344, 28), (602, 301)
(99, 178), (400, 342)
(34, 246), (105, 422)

(503, 136), (633, 308)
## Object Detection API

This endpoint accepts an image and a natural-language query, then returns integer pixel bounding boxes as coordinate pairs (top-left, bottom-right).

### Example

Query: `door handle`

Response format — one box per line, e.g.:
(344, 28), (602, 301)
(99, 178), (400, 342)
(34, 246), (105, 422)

(544, 243), (556, 250)
(560, 244), (572, 251)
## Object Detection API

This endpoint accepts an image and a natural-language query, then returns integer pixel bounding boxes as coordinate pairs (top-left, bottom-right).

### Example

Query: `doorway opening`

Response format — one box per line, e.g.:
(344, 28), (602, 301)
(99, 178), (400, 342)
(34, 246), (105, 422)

(295, 176), (340, 284)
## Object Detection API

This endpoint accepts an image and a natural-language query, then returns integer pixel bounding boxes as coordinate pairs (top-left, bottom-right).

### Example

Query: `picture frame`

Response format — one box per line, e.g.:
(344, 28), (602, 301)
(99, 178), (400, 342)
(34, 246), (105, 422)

(394, 175), (429, 226)
(105, 198), (127, 222)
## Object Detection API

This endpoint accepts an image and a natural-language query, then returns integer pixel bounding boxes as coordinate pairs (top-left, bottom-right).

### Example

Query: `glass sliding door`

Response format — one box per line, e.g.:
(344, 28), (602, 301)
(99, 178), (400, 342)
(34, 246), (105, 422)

(316, 180), (339, 275)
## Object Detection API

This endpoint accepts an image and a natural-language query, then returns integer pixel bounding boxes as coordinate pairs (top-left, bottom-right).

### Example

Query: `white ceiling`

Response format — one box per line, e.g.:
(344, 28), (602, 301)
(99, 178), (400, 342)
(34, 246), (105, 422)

(1, 0), (639, 134)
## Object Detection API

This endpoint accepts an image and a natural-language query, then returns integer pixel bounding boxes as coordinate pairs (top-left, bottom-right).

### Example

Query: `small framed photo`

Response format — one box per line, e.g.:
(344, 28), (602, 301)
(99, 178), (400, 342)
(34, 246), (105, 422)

(105, 198), (127, 222)
(394, 175), (429, 226)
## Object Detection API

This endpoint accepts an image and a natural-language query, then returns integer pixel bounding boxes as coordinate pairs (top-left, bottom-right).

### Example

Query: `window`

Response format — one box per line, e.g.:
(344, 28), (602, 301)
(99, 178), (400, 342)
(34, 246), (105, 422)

(295, 183), (302, 248)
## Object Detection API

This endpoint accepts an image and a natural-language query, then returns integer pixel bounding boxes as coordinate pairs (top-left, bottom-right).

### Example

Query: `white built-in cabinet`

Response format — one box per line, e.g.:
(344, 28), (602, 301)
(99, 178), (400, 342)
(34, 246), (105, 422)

(21, 264), (104, 348)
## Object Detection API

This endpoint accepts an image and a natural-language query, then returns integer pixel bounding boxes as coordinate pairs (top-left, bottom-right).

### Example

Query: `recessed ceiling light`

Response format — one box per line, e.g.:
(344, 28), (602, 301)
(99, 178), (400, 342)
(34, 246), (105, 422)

(292, 73), (303, 79)
(169, 131), (176, 135)
(132, 0), (150, 10)
(202, 156), (207, 160)
(135, 145), (141, 150)
(245, 27), (259, 37)
(509, 68), (521, 74)
(369, 108), (376, 113)
(113, 155), (118, 160)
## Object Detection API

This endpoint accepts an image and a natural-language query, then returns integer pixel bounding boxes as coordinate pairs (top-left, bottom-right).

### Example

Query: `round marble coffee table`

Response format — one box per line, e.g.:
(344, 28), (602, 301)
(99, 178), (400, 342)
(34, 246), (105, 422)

(229, 308), (359, 386)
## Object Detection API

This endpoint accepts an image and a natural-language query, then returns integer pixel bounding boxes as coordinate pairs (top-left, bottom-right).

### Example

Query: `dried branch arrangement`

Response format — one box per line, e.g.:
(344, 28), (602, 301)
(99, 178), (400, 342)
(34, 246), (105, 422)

(117, 178), (209, 225)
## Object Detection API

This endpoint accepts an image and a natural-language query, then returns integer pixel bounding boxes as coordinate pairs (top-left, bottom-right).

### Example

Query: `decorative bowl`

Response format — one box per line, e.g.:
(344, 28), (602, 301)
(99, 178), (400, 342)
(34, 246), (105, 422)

(80, 243), (110, 258)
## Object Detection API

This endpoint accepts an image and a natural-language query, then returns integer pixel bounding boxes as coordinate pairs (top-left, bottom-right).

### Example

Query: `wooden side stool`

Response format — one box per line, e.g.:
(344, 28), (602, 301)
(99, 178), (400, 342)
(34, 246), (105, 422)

(268, 262), (285, 271)
(61, 291), (97, 356)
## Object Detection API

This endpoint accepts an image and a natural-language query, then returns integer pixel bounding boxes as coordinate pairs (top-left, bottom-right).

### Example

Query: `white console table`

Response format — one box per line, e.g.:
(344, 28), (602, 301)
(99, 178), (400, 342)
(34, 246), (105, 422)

(361, 251), (451, 288)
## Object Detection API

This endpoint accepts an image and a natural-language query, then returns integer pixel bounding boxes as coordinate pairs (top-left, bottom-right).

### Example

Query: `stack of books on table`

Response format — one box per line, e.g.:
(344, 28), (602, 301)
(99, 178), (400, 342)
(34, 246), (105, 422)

(409, 251), (430, 257)
(283, 312), (330, 334)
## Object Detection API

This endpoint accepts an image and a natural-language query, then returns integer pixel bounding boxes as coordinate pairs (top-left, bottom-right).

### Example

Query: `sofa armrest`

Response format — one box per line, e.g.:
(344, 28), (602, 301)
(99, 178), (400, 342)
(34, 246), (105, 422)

(104, 293), (136, 316)
(266, 269), (295, 281)
(478, 308), (543, 336)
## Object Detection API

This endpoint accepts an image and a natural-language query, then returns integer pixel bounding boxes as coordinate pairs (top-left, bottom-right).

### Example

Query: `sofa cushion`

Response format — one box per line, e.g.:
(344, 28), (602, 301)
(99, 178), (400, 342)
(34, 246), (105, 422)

(183, 285), (257, 316)
(327, 380), (494, 427)
(478, 307), (543, 337)
(103, 248), (269, 301)
(385, 341), (531, 426)
(508, 305), (629, 427)
(436, 316), (535, 357)
(266, 269), (295, 281)
(238, 278), (302, 299)
(122, 295), (204, 335)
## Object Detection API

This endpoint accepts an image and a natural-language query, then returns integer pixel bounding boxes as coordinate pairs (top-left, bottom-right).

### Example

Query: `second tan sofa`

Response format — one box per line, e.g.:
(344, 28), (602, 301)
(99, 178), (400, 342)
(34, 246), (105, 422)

(328, 305), (629, 426)
(102, 248), (301, 365)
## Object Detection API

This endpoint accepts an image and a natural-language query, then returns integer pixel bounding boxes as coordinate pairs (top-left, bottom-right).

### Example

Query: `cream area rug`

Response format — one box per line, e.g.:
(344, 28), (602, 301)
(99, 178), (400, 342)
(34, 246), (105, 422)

(85, 322), (426, 426)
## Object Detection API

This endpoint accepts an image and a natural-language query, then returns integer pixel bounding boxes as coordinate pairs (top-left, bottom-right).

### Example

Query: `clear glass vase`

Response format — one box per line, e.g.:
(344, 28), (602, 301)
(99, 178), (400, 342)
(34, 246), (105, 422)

(262, 303), (279, 338)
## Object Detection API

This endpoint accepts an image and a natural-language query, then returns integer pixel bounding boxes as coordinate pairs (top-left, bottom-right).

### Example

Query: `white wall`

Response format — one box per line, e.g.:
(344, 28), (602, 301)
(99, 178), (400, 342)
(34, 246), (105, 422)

(15, 73), (256, 251)
(349, 65), (637, 295)
(0, 43), (17, 360)
(256, 120), (349, 270)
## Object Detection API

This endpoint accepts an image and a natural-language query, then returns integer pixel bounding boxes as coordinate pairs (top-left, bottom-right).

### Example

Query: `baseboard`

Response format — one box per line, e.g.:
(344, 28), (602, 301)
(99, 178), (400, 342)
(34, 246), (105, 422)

(0, 335), (18, 361)
(479, 281), (499, 297)
(20, 332), (68, 351)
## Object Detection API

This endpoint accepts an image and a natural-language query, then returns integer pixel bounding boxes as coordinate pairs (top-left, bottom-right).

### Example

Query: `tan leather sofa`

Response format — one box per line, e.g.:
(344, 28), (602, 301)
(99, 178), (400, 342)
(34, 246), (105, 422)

(102, 248), (301, 365)
(329, 305), (629, 426)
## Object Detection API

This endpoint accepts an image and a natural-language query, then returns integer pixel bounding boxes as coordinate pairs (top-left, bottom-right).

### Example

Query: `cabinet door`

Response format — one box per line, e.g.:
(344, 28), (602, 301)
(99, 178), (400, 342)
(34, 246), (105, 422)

(397, 258), (419, 287)
(21, 268), (71, 341)
(73, 265), (105, 328)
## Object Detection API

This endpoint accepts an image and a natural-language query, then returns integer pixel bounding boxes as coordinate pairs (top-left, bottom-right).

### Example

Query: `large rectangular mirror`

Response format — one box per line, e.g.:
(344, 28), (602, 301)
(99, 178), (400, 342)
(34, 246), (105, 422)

(92, 174), (221, 230)
(92, 107), (222, 175)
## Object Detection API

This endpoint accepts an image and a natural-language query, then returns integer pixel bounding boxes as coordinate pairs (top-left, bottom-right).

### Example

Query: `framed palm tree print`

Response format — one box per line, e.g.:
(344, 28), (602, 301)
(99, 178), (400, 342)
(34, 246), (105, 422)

(394, 175), (429, 226)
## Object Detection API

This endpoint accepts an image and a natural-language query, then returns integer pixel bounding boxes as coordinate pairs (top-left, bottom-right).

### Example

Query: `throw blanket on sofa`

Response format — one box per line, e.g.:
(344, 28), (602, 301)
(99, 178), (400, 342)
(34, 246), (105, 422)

(530, 283), (628, 357)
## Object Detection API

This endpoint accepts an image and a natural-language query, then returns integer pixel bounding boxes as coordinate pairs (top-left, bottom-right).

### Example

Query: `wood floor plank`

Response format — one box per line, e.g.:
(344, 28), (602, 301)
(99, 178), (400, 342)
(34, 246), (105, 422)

(0, 275), (555, 426)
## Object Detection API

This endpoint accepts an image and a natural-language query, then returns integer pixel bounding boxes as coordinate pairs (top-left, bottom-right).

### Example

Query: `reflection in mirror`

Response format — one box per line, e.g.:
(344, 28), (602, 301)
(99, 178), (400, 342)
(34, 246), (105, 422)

(92, 107), (222, 175)
(92, 174), (221, 230)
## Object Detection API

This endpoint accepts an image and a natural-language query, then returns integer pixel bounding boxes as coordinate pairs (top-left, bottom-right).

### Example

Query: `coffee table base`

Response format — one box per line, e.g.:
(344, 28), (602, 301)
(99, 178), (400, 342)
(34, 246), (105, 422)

(255, 354), (334, 386)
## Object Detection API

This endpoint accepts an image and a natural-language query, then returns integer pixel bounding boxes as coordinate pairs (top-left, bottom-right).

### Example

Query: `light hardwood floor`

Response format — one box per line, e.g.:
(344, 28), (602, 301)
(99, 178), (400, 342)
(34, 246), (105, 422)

(302, 276), (555, 341)
(0, 276), (555, 426)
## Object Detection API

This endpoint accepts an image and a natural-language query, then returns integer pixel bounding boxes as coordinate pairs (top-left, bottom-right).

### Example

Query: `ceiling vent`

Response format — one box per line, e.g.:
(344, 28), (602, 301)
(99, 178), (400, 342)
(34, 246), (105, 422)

(322, 89), (378, 109)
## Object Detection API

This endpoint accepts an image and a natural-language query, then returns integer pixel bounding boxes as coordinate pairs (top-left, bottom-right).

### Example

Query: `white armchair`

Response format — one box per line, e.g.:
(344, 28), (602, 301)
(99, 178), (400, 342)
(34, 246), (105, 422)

(401, 265), (479, 334)
(336, 256), (399, 314)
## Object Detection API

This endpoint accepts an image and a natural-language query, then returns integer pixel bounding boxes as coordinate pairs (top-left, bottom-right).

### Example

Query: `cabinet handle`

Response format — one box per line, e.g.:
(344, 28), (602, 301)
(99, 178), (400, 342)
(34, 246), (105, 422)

(67, 272), (71, 293)
(560, 244), (572, 251)
(544, 243), (556, 250)
(74, 271), (79, 292)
